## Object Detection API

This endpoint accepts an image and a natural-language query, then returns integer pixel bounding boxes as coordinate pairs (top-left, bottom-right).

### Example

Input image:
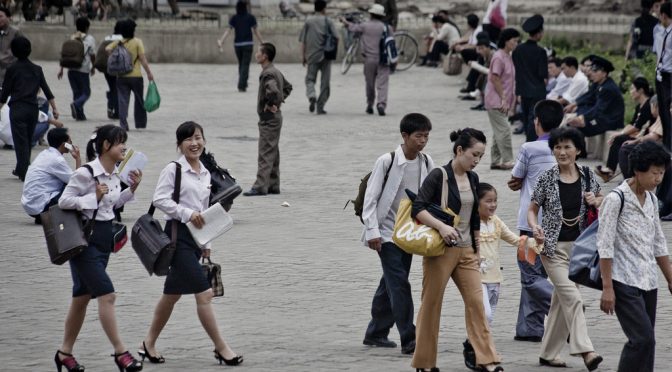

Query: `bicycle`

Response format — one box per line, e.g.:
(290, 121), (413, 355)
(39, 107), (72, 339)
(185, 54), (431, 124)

(340, 13), (418, 74)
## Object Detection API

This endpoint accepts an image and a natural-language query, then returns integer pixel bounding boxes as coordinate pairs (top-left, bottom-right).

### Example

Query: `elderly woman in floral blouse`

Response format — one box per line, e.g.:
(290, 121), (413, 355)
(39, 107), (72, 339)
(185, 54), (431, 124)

(527, 127), (604, 371)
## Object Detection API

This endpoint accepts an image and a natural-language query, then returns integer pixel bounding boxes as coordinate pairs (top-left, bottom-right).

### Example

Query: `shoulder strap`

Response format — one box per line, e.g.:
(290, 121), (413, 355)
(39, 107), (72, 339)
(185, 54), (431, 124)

(615, 189), (625, 216)
(383, 151), (395, 180)
(82, 164), (100, 220)
(582, 166), (591, 192)
(439, 166), (449, 208)
(148, 161), (182, 215)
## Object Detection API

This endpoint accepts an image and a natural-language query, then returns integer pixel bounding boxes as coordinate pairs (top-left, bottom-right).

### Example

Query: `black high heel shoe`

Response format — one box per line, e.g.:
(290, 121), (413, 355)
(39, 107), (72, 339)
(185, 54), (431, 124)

(138, 341), (165, 364)
(54, 350), (85, 372)
(214, 350), (244, 366)
(415, 368), (439, 372)
(112, 351), (143, 372)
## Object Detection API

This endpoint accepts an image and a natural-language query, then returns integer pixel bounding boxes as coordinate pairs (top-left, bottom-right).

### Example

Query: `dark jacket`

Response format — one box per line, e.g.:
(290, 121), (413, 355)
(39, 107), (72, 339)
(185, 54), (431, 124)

(257, 63), (293, 118)
(578, 77), (624, 133)
(512, 39), (548, 98)
(411, 162), (480, 250)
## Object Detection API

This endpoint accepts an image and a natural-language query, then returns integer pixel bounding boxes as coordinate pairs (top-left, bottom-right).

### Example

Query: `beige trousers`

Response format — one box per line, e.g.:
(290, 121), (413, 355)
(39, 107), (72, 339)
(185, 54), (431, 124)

(539, 241), (595, 359)
(412, 247), (500, 369)
(486, 109), (514, 165)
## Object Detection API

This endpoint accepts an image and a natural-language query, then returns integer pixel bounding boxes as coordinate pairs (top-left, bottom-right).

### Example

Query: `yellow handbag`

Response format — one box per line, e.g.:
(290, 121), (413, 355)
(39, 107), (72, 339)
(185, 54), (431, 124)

(393, 167), (460, 256)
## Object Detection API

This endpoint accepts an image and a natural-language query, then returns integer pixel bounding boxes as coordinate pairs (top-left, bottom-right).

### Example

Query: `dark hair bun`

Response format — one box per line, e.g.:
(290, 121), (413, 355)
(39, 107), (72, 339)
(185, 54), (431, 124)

(449, 130), (461, 142)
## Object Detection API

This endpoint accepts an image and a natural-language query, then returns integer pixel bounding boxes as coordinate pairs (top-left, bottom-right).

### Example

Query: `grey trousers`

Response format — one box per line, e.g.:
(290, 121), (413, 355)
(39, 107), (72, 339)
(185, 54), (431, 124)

(305, 59), (331, 109)
(117, 77), (147, 129)
(363, 60), (390, 108)
(487, 109), (514, 165)
(252, 113), (282, 193)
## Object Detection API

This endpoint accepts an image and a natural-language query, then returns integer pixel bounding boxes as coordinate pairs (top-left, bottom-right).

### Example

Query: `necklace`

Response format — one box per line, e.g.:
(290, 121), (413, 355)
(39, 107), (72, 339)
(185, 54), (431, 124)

(562, 215), (581, 227)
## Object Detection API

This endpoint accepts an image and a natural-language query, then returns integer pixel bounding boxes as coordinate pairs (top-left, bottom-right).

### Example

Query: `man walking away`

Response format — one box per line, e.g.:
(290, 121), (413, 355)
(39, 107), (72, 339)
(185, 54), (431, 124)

(58, 16), (96, 121)
(300, 0), (337, 115)
(243, 43), (292, 197)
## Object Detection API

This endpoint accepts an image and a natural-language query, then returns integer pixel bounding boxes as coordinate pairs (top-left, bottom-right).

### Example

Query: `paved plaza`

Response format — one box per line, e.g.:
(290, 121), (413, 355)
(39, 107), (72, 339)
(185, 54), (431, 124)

(1, 61), (671, 372)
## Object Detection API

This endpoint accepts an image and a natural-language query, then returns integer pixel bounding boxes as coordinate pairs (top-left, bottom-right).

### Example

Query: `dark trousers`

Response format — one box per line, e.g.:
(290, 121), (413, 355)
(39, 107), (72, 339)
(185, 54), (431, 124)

(67, 70), (90, 117)
(619, 142), (637, 179)
(10, 102), (39, 180)
(365, 242), (415, 347)
(461, 49), (481, 92)
(579, 120), (609, 137)
(521, 96), (544, 142)
(655, 72), (672, 215)
(606, 134), (631, 171)
(235, 45), (254, 91)
(104, 72), (118, 117)
(252, 114), (282, 193)
(613, 280), (657, 372)
(656, 162), (672, 216)
(516, 230), (552, 338)
(117, 77), (146, 129)
(427, 40), (449, 62)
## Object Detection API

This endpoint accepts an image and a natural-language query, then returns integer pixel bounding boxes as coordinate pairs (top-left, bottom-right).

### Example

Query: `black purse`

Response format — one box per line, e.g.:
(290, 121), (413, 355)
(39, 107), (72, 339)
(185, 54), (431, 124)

(201, 257), (224, 297)
(323, 17), (338, 60)
(131, 162), (181, 276)
(41, 205), (88, 265)
(200, 149), (242, 211)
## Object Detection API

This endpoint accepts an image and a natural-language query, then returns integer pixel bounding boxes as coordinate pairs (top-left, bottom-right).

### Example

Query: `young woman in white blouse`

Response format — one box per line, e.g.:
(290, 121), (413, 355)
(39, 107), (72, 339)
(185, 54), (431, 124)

(56, 124), (143, 372)
(139, 121), (242, 366)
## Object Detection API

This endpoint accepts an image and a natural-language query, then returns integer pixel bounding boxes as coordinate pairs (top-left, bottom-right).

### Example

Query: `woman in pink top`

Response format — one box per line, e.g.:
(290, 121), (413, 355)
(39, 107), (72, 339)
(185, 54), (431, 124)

(484, 28), (519, 170)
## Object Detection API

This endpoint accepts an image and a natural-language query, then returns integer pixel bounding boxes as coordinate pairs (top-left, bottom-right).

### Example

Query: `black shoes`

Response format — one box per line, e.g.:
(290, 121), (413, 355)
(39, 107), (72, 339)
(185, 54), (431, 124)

(268, 187), (280, 194)
(470, 103), (485, 111)
(214, 350), (243, 366)
(401, 339), (415, 355)
(363, 337), (397, 348)
(416, 368), (439, 372)
(463, 339), (476, 370)
(70, 102), (76, 119)
(514, 335), (542, 342)
(54, 350), (85, 372)
(377, 104), (386, 116)
(309, 97), (316, 113)
(112, 351), (142, 372)
(243, 188), (267, 197)
(138, 341), (164, 364)
(316, 108), (327, 115)
(366, 105), (374, 114)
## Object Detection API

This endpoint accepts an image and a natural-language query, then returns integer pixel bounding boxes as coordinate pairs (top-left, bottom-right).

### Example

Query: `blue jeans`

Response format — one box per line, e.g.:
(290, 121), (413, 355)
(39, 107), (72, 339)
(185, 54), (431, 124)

(614, 280), (657, 372)
(365, 242), (415, 347)
(516, 230), (552, 338)
(68, 70), (90, 115)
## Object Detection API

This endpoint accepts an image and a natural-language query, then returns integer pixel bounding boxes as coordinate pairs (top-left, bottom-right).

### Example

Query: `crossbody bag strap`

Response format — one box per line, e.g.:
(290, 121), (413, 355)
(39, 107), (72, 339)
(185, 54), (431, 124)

(82, 164), (100, 234)
(439, 166), (449, 209)
(171, 161), (182, 246)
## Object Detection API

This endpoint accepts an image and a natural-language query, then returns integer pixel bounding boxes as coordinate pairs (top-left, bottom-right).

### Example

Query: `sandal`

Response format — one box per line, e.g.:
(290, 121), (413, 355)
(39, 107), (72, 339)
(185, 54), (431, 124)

(583, 353), (603, 371)
(539, 357), (567, 368)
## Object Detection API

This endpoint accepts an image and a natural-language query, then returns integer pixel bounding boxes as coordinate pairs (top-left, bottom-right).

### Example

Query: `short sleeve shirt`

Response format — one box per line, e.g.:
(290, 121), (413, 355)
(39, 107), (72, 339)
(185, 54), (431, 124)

(229, 13), (257, 46)
(484, 49), (516, 110)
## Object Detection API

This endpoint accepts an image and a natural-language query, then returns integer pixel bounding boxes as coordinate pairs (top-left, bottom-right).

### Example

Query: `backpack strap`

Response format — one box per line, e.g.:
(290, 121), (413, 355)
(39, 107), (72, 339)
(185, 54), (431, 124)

(380, 151), (395, 191)
(611, 189), (625, 216)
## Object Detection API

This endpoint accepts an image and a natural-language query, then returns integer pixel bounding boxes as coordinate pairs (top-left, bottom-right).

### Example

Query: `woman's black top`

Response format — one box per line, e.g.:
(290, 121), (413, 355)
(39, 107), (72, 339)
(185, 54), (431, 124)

(558, 178), (582, 242)
(0, 59), (54, 106)
(411, 162), (480, 249)
(632, 99), (652, 132)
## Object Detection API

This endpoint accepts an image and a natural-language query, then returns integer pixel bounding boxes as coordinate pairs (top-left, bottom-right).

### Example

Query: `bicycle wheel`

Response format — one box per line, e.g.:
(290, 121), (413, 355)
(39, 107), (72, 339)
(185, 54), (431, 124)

(394, 32), (418, 72)
(341, 38), (359, 75)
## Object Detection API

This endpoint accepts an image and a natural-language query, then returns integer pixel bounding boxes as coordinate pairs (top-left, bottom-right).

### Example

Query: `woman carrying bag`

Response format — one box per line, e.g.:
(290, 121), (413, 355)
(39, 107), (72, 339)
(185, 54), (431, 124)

(528, 127), (603, 370)
(139, 121), (242, 366)
(56, 124), (143, 372)
(411, 128), (503, 372)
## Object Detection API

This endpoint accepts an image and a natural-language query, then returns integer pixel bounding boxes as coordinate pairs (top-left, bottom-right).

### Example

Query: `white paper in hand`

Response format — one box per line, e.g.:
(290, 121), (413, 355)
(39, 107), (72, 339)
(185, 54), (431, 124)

(118, 149), (148, 185)
(186, 203), (233, 247)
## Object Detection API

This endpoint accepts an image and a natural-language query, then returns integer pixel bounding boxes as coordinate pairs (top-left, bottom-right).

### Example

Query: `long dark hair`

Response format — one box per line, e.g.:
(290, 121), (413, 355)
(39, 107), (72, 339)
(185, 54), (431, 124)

(86, 125), (127, 161)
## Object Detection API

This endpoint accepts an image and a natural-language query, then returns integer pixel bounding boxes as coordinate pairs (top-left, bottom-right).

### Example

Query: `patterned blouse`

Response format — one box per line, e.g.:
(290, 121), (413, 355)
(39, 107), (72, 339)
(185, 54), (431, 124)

(531, 164), (601, 257)
(597, 182), (668, 291)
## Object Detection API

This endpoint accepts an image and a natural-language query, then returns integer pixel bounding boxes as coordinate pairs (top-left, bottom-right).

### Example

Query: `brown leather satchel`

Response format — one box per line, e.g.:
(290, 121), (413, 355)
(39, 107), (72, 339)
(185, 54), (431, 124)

(41, 205), (88, 265)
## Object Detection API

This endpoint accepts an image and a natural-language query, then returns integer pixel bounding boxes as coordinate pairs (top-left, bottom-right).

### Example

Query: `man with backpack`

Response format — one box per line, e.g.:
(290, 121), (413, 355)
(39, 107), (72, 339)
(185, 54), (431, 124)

(360, 113), (434, 355)
(58, 17), (96, 121)
(341, 4), (396, 116)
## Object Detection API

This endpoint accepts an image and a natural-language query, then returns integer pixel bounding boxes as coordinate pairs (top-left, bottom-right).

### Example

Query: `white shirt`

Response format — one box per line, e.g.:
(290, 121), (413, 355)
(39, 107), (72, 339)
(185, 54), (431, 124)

(597, 182), (668, 291)
(436, 23), (460, 46)
(153, 155), (211, 224)
(561, 70), (589, 104)
(361, 145), (435, 244)
(655, 24), (672, 73)
(380, 156), (421, 242)
(483, 0), (507, 24)
(547, 71), (571, 99)
(21, 147), (73, 215)
(59, 158), (135, 221)
(468, 25), (483, 45)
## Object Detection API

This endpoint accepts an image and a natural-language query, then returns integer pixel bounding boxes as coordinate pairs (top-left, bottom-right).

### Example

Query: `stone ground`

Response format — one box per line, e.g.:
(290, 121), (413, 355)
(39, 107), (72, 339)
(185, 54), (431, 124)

(1, 61), (671, 372)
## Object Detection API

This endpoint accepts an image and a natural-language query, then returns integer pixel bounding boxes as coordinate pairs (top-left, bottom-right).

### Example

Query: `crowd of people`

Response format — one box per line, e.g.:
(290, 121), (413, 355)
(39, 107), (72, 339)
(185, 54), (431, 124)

(0, 0), (671, 371)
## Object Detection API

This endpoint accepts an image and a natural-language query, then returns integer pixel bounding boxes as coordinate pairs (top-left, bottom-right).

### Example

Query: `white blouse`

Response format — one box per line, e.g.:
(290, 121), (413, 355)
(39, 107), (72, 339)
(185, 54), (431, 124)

(59, 158), (135, 221)
(153, 155), (211, 224)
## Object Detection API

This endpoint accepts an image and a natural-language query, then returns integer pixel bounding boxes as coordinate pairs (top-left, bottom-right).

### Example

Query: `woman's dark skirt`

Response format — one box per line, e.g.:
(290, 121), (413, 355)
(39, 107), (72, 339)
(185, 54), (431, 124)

(163, 221), (210, 295)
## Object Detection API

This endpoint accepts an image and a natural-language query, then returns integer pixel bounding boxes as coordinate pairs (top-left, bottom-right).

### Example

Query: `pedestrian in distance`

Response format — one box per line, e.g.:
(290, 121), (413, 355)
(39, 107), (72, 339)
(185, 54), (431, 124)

(598, 141), (672, 372)
(299, 0), (337, 115)
(56, 124), (143, 372)
(528, 126), (603, 370)
(141, 121), (243, 367)
(507, 99), (562, 343)
(340, 4), (393, 116)
(58, 16), (96, 121)
(361, 113), (435, 355)
(0, 6), (23, 86)
(0, 36), (60, 181)
(411, 128), (503, 372)
(217, 0), (264, 93)
(242, 42), (292, 197)
(106, 19), (155, 131)
(100, 21), (124, 120)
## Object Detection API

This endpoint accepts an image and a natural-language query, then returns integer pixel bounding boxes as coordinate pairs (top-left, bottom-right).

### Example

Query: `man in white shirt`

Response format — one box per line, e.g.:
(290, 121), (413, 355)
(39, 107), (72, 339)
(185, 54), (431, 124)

(361, 113), (434, 355)
(21, 127), (80, 224)
(57, 16), (96, 121)
(557, 56), (588, 106)
(546, 57), (571, 99)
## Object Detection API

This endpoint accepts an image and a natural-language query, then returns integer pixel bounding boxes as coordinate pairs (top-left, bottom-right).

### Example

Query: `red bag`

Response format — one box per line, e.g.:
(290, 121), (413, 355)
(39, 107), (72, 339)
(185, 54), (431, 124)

(490, 5), (506, 29)
(112, 222), (128, 253)
(583, 166), (598, 227)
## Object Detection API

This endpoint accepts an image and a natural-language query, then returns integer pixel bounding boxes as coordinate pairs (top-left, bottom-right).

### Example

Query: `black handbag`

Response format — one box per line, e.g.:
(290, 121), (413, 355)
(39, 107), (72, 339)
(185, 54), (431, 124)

(41, 205), (88, 265)
(131, 162), (181, 276)
(201, 257), (224, 297)
(323, 17), (338, 60)
(200, 149), (242, 211)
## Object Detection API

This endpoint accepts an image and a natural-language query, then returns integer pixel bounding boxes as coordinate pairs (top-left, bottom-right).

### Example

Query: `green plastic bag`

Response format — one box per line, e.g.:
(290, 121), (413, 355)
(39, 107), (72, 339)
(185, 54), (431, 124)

(144, 81), (160, 112)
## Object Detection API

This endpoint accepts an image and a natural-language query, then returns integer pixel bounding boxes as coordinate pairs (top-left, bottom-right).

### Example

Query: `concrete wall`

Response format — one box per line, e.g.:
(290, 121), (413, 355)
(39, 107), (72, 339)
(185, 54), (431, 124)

(21, 23), (625, 64)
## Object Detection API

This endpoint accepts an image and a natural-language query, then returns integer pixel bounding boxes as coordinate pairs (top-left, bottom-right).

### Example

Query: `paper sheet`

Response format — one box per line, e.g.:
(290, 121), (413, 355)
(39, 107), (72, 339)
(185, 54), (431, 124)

(118, 149), (147, 185)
